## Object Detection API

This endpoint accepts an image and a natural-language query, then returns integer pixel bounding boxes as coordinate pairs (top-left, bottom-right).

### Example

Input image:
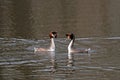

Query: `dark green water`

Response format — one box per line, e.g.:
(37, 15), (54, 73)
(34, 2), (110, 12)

(0, 0), (120, 80)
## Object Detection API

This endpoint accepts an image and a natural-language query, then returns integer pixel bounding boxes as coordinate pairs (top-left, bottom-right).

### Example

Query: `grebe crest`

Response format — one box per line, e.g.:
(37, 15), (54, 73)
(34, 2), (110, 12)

(49, 32), (57, 38)
(34, 31), (57, 52)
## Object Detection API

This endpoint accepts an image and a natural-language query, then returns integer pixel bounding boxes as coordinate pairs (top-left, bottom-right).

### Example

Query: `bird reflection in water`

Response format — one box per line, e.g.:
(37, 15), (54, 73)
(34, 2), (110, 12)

(34, 51), (57, 73)
(49, 51), (56, 73)
(67, 52), (74, 67)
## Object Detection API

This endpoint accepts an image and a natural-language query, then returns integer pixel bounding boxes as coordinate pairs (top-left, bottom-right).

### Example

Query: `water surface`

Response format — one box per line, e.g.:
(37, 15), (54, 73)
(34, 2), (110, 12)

(0, 37), (120, 80)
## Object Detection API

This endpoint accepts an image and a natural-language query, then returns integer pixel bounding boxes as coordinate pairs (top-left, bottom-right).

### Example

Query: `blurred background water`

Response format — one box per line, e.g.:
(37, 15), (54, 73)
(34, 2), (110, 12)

(0, 0), (120, 80)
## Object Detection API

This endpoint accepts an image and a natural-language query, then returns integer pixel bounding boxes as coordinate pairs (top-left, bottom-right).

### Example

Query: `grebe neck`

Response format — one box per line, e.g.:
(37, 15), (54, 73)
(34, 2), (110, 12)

(68, 39), (74, 52)
(49, 38), (55, 51)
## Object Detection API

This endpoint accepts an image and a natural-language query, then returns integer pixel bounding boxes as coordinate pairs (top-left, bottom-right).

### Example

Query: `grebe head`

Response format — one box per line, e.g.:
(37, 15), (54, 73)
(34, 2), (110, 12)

(49, 32), (57, 38)
(66, 33), (75, 40)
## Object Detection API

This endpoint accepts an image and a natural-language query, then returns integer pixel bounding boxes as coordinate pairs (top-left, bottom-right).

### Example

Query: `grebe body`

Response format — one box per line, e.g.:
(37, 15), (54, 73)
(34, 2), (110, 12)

(66, 33), (90, 53)
(34, 32), (57, 52)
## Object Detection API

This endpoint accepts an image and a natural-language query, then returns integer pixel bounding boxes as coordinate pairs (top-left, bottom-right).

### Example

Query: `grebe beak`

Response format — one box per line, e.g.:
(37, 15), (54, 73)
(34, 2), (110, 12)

(52, 33), (57, 38)
(54, 34), (57, 38)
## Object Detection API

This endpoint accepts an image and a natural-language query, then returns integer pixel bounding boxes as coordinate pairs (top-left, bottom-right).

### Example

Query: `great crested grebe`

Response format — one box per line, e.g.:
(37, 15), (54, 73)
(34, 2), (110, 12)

(34, 32), (57, 52)
(66, 33), (90, 53)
